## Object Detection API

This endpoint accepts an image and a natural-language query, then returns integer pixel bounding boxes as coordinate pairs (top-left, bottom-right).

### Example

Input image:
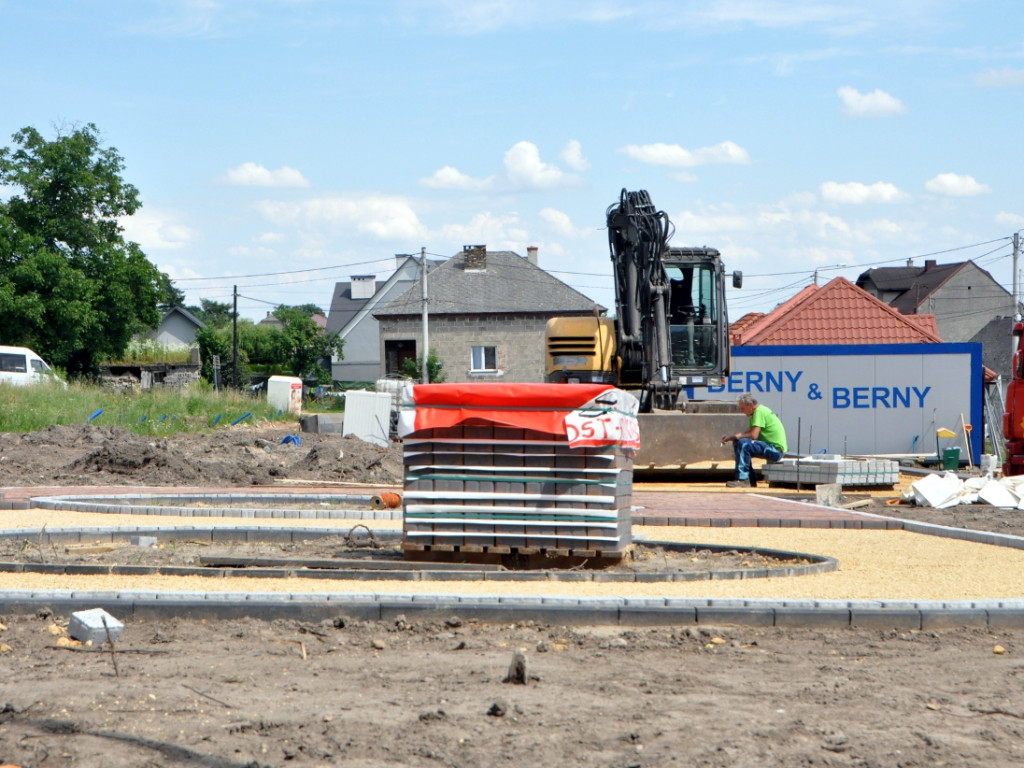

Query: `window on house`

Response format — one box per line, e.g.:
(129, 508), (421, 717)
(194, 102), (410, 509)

(471, 345), (497, 371)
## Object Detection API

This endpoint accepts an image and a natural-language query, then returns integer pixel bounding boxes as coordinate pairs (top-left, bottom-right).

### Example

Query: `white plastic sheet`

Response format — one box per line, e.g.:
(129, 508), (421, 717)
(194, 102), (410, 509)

(910, 472), (1022, 509)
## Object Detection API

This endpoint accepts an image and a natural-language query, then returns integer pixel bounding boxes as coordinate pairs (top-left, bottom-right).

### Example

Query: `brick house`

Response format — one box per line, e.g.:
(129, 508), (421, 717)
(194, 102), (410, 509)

(373, 245), (601, 382)
(855, 259), (1015, 379)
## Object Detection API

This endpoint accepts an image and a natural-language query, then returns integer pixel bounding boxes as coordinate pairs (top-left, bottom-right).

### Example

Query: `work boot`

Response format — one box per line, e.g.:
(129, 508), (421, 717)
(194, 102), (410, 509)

(725, 479), (748, 488)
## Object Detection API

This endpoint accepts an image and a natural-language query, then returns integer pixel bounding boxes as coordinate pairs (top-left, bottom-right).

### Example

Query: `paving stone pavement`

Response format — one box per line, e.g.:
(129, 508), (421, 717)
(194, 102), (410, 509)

(0, 483), (1020, 629)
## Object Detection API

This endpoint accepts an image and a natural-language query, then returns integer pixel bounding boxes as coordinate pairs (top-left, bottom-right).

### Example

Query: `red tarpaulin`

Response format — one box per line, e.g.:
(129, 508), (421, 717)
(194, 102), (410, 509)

(399, 382), (639, 448)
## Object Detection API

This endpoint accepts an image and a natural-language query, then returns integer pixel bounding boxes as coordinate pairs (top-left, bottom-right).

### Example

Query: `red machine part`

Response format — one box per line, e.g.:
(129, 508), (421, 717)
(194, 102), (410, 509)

(1003, 321), (1024, 475)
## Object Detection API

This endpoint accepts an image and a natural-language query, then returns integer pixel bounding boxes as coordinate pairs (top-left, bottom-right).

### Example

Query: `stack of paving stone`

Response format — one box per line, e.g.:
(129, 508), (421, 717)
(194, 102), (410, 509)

(399, 383), (638, 563)
(763, 455), (899, 488)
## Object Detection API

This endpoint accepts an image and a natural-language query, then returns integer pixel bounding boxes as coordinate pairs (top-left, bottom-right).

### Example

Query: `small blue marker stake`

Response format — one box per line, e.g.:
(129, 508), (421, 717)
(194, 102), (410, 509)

(87, 409), (103, 422)
(139, 415), (147, 423)
(213, 414), (222, 426)
(230, 411), (252, 426)
(159, 414), (167, 422)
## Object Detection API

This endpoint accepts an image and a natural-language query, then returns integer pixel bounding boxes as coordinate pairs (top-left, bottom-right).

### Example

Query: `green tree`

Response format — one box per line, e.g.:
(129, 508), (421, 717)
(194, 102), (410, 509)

(188, 298), (235, 329)
(401, 349), (446, 383)
(273, 306), (341, 383)
(156, 273), (186, 311)
(0, 123), (170, 375)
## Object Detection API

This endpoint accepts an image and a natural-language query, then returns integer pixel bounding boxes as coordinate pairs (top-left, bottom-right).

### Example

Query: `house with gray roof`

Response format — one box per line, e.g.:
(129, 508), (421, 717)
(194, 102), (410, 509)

(326, 255), (442, 382)
(149, 306), (204, 349)
(372, 245), (603, 383)
(856, 259), (1015, 341)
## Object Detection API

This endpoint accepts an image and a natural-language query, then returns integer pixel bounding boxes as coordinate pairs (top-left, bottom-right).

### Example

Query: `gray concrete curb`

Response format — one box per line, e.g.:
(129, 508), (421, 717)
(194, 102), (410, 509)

(7, 492), (1024, 628)
(32, 493), (403, 521)
(3, 591), (1023, 630)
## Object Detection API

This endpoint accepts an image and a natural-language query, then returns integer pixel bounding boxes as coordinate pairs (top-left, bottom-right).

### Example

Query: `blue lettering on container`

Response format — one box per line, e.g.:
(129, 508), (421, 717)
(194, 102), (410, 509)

(832, 386), (931, 409)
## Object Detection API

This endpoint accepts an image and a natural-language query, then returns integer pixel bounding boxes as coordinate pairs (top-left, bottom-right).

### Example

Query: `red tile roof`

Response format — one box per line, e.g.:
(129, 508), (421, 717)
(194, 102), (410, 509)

(733, 277), (944, 346)
(728, 311), (766, 346)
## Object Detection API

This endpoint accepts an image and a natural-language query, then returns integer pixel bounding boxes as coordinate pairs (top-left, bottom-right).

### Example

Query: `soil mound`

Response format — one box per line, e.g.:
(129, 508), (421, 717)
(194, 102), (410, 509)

(0, 423), (404, 488)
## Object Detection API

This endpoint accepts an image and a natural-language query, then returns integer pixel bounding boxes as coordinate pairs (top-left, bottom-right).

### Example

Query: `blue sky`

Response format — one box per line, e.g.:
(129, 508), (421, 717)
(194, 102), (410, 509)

(2, 0), (1022, 323)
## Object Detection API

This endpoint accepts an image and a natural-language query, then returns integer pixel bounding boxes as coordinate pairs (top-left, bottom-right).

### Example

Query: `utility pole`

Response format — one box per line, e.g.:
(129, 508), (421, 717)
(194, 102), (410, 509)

(232, 284), (239, 389)
(1014, 232), (1021, 320)
(420, 247), (429, 384)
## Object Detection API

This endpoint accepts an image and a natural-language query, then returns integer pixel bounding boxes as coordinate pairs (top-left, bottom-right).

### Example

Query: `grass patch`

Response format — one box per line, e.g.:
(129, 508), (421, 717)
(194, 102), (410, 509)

(0, 380), (302, 435)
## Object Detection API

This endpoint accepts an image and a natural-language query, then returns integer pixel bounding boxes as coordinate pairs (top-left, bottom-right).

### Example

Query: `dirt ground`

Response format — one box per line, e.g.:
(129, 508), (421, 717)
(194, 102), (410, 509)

(1, 425), (1023, 767)
(0, 423), (405, 489)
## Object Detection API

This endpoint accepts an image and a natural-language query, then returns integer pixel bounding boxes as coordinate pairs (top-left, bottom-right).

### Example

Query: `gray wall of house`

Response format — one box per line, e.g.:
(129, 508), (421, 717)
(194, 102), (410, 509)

(918, 263), (1014, 342)
(332, 325), (383, 382)
(378, 314), (555, 382)
(152, 313), (199, 348)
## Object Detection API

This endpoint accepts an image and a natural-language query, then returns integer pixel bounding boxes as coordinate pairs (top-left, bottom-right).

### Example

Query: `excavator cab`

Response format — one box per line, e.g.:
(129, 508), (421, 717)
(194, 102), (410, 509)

(663, 248), (731, 386)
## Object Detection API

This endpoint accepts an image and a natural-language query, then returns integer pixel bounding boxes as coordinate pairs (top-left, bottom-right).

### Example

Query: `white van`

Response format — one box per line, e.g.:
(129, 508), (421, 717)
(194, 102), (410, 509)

(0, 346), (63, 387)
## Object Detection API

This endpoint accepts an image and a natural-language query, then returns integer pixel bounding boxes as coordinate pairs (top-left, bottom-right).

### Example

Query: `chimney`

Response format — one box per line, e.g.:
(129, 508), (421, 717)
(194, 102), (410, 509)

(351, 275), (376, 300)
(924, 259), (937, 271)
(463, 244), (487, 271)
(526, 246), (538, 266)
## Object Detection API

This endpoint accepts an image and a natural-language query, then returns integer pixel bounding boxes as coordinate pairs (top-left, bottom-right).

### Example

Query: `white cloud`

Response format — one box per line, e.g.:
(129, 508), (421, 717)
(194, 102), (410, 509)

(674, 210), (751, 235)
(255, 194), (427, 240)
(691, 1), (858, 29)
(621, 140), (750, 168)
(221, 162), (310, 188)
(996, 211), (1024, 228)
(539, 207), (578, 237)
(924, 173), (991, 197)
(559, 139), (590, 172)
(422, 141), (577, 192)
(756, 208), (852, 238)
(837, 86), (907, 117)
(504, 141), (576, 189)
(974, 67), (1024, 88)
(436, 211), (527, 247)
(119, 208), (197, 250)
(419, 165), (495, 191)
(820, 181), (907, 204)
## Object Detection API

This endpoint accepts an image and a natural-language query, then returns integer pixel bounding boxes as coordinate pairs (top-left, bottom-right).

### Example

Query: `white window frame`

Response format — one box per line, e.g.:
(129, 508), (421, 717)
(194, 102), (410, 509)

(470, 345), (498, 372)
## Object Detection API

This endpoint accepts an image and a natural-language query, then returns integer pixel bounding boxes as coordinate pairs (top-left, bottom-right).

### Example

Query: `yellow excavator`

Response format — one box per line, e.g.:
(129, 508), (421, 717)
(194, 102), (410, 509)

(545, 189), (745, 469)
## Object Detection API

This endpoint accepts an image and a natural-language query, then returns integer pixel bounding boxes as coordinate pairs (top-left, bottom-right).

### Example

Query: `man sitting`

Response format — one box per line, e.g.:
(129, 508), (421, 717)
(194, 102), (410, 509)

(721, 394), (787, 488)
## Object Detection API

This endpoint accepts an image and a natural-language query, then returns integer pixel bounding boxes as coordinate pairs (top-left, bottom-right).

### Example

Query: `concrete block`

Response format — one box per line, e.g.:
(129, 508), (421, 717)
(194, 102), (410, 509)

(920, 609), (988, 630)
(130, 535), (158, 547)
(850, 609), (922, 630)
(69, 607), (124, 644)
(773, 608), (851, 628)
(815, 483), (843, 507)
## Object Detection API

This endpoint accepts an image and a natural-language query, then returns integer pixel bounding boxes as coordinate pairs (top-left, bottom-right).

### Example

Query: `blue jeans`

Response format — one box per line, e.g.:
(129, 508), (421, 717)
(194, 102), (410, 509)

(733, 438), (783, 480)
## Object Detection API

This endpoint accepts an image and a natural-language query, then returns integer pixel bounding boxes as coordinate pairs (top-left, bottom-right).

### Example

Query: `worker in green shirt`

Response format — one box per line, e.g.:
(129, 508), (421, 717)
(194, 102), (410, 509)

(721, 394), (787, 488)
